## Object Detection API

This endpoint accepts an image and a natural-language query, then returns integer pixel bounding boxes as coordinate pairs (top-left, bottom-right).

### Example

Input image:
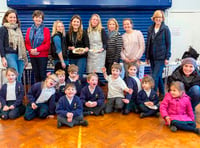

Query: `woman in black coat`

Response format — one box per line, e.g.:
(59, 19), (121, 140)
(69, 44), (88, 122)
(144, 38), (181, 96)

(146, 10), (171, 99)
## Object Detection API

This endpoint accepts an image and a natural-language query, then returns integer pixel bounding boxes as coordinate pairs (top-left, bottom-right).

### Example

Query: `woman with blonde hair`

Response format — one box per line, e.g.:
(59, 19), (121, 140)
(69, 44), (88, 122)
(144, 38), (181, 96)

(106, 18), (122, 74)
(51, 20), (67, 70)
(66, 15), (89, 77)
(146, 10), (171, 100)
(87, 14), (107, 74)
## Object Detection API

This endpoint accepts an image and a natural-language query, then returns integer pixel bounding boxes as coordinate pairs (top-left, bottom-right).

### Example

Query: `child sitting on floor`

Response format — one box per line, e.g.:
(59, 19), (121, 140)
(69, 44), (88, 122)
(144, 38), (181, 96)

(0, 68), (25, 119)
(137, 75), (159, 118)
(160, 81), (200, 134)
(123, 63), (141, 114)
(24, 74), (59, 120)
(55, 69), (66, 102)
(80, 73), (105, 116)
(56, 83), (88, 128)
(102, 63), (132, 113)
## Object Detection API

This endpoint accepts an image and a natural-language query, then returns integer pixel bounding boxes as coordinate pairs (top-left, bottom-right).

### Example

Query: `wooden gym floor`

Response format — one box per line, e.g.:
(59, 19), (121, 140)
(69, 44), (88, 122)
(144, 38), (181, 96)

(0, 104), (200, 148)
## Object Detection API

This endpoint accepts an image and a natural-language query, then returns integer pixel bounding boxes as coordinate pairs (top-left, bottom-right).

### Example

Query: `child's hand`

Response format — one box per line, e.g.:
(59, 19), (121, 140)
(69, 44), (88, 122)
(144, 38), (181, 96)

(85, 102), (92, 107)
(31, 103), (38, 110)
(67, 112), (73, 118)
(101, 67), (106, 73)
(67, 116), (72, 122)
(3, 105), (9, 111)
(128, 88), (133, 94)
(46, 115), (55, 119)
(144, 101), (153, 106)
(90, 101), (97, 107)
(148, 101), (154, 106)
(122, 99), (129, 104)
(9, 105), (15, 110)
(165, 116), (171, 125)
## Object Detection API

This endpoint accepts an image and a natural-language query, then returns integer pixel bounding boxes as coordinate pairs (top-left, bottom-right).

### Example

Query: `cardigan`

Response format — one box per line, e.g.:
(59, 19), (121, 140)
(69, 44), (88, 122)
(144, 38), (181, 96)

(80, 85), (105, 106)
(106, 31), (123, 63)
(137, 89), (159, 105)
(25, 27), (50, 58)
(0, 81), (24, 107)
(0, 26), (18, 57)
(124, 76), (138, 101)
(56, 95), (83, 118)
(121, 30), (145, 61)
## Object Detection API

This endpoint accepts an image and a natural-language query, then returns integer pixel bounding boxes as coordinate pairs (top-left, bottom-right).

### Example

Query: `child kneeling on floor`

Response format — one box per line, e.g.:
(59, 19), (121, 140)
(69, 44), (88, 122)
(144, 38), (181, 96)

(102, 63), (132, 113)
(56, 83), (88, 128)
(80, 73), (105, 116)
(160, 81), (200, 134)
(137, 75), (159, 118)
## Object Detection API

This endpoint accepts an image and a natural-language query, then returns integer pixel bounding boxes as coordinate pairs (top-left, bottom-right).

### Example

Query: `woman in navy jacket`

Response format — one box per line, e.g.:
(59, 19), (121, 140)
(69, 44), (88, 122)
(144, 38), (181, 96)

(146, 10), (171, 100)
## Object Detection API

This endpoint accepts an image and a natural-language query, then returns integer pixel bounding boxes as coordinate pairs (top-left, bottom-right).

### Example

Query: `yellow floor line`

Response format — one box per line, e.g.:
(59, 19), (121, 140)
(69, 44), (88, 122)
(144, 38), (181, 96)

(77, 126), (82, 148)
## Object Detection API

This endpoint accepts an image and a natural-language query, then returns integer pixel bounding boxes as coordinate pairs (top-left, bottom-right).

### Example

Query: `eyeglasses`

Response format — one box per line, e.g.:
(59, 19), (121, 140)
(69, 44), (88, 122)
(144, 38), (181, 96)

(49, 78), (58, 83)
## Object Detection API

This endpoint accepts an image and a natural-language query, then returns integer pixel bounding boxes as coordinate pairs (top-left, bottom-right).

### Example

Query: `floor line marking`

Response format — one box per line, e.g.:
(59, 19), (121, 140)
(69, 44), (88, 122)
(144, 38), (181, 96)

(77, 126), (82, 148)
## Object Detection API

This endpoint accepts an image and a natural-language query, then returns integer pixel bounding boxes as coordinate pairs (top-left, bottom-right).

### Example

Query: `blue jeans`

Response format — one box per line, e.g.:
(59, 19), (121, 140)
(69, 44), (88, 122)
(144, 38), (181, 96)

(150, 60), (165, 95)
(69, 57), (86, 78)
(187, 85), (200, 110)
(5, 54), (25, 82)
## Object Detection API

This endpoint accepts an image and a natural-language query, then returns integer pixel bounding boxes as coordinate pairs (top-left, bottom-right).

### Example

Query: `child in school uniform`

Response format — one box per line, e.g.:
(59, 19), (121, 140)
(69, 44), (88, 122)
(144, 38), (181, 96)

(24, 74), (59, 120)
(102, 63), (132, 113)
(0, 68), (25, 119)
(55, 69), (66, 102)
(56, 83), (88, 128)
(123, 63), (141, 114)
(137, 75), (159, 118)
(80, 73), (105, 116)
(160, 81), (200, 134)
(66, 64), (86, 96)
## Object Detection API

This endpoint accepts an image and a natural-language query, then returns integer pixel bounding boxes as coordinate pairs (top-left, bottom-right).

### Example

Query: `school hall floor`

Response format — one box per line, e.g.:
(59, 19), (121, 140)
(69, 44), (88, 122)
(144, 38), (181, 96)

(0, 104), (200, 148)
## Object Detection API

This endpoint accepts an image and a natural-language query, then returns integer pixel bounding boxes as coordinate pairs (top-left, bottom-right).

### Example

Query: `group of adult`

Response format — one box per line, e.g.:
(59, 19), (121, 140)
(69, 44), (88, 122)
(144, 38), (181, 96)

(0, 9), (199, 111)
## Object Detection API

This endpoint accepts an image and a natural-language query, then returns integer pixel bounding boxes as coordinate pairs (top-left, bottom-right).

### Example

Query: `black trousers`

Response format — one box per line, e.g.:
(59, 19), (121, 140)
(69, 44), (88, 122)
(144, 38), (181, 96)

(30, 57), (48, 82)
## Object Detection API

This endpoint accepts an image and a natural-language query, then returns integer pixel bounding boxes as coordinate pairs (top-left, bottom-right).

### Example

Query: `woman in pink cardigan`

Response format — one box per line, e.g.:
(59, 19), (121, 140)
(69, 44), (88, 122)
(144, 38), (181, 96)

(160, 81), (200, 134)
(121, 18), (145, 77)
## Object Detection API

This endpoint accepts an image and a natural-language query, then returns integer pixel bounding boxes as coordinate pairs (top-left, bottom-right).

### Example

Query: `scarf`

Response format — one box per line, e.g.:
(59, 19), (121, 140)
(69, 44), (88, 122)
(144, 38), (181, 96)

(29, 23), (44, 48)
(108, 31), (117, 39)
(3, 23), (28, 62)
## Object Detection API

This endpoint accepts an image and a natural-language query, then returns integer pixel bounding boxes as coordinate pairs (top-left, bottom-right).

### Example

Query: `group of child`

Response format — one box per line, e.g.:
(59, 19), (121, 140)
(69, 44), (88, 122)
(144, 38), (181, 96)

(0, 62), (200, 135)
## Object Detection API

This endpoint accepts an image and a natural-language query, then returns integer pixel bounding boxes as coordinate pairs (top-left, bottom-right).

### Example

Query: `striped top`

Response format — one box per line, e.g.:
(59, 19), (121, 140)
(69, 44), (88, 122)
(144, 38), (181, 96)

(106, 32), (123, 63)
